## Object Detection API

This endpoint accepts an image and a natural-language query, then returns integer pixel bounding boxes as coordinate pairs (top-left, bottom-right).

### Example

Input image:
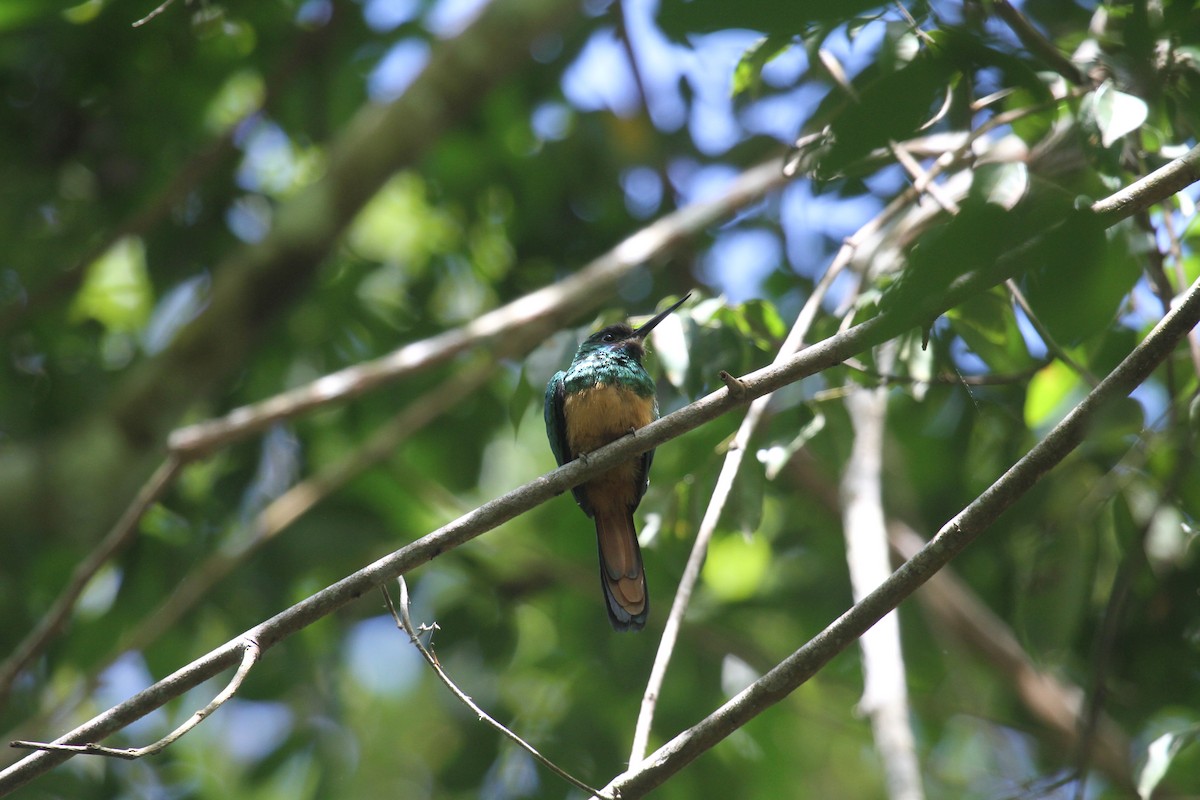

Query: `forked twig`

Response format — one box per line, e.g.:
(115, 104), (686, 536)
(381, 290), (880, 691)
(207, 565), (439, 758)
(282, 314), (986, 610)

(382, 579), (612, 799)
(10, 638), (259, 759)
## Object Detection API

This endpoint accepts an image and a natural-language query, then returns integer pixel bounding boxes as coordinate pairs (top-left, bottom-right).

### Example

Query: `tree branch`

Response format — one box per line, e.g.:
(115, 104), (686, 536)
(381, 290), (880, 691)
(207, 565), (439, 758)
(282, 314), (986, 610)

(168, 156), (792, 457)
(991, 0), (1085, 85)
(0, 457), (183, 709)
(842, 347), (924, 800)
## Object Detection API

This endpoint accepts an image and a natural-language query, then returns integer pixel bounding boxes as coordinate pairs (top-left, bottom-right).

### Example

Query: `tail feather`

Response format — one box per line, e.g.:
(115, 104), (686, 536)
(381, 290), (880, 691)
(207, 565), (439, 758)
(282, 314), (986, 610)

(594, 508), (648, 631)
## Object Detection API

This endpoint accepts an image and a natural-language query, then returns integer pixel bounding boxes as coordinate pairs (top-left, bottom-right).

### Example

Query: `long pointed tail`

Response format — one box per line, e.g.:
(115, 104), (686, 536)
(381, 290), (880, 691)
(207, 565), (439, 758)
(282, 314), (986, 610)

(594, 507), (648, 631)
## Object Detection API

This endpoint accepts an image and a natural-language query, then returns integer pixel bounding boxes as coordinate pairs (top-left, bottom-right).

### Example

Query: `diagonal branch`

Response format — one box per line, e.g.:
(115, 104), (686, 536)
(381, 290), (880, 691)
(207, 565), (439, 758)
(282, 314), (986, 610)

(168, 157), (793, 457)
(0, 457), (183, 708)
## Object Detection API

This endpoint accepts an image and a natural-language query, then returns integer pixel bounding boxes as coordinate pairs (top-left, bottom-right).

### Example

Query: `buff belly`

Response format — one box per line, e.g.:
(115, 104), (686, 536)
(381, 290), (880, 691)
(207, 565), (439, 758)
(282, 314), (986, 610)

(563, 384), (655, 504)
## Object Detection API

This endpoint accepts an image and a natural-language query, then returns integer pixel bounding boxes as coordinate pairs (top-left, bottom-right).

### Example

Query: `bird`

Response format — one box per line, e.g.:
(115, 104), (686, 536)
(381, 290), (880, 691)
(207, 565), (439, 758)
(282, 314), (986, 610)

(544, 293), (690, 631)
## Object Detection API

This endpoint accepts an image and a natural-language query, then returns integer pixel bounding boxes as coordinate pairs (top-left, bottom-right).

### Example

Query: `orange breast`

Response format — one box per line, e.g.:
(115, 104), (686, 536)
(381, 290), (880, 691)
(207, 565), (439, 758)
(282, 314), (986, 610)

(563, 384), (656, 455)
(563, 384), (656, 509)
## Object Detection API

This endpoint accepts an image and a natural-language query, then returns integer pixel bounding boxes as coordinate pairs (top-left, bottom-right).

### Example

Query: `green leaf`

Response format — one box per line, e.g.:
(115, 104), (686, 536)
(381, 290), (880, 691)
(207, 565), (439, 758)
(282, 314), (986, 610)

(1086, 80), (1149, 148)
(757, 406), (824, 480)
(70, 236), (154, 333)
(969, 162), (1029, 210)
(1139, 728), (1200, 799)
(1024, 360), (1082, 429)
(733, 35), (793, 97)
(946, 289), (1032, 374)
(1021, 219), (1138, 346)
(702, 531), (772, 602)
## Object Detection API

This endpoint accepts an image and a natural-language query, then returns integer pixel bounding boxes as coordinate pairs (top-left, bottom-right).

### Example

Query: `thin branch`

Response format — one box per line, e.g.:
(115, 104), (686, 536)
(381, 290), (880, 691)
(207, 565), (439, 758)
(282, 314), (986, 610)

(615, 0), (651, 113)
(16, 354), (512, 739)
(1091, 144), (1200, 224)
(630, 160), (910, 764)
(888, 523), (1134, 791)
(842, 356), (1050, 386)
(2, 144), (1196, 796)
(1157, 201), (1200, 377)
(0, 456), (184, 709)
(991, 0), (1085, 85)
(842, 348), (924, 800)
(602, 272), (1200, 800)
(167, 157), (792, 458)
(11, 638), (259, 759)
(1006, 278), (1099, 386)
(383, 579), (612, 799)
(132, 0), (179, 27)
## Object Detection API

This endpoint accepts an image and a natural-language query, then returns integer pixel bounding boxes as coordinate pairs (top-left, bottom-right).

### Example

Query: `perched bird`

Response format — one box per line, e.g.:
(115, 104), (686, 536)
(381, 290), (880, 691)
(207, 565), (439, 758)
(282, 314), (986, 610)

(544, 294), (690, 631)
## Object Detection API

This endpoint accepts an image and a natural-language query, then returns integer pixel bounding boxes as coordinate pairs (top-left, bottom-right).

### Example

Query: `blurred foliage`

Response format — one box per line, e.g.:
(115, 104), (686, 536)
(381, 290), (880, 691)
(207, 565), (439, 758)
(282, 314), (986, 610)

(1, 0), (1200, 798)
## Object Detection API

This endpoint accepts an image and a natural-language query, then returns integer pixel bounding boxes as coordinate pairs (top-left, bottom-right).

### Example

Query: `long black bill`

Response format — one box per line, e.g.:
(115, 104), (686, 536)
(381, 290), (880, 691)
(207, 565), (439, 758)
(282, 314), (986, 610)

(632, 292), (691, 339)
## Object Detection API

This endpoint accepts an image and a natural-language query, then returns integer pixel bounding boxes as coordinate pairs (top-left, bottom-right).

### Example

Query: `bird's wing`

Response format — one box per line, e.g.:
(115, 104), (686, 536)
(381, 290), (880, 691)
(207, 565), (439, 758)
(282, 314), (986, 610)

(543, 371), (571, 467)
(636, 447), (653, 505)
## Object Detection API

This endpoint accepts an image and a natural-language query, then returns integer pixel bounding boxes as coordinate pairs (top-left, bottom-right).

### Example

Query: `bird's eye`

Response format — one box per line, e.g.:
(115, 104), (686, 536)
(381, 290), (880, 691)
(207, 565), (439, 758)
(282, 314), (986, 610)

(602, 333), (615, 342)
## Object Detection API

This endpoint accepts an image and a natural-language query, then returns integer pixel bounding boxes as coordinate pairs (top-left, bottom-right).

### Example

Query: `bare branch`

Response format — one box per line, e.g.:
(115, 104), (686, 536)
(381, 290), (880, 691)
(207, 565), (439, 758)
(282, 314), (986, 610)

(11, 638), (259, 759)
(383, 579), (612, 799)
(132, 0), (179, 27)
(991, 0), (1085, 85)
(1091, 144), (1200, 224)
(842, 357), (924, 800)
(167, 156), (792, 458)
(0, 457), (183, 708)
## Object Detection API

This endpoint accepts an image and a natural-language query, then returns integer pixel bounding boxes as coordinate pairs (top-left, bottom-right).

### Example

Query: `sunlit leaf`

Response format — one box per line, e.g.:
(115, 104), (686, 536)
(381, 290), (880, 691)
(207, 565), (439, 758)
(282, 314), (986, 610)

(1024, 359), (1082, 429)
(702, 530), (772, 602)
(1138, 728), (1200, 800)
(733, 35), (793, 97)
(71, 236), (154, 333)
(1087, 79), (1150, 148)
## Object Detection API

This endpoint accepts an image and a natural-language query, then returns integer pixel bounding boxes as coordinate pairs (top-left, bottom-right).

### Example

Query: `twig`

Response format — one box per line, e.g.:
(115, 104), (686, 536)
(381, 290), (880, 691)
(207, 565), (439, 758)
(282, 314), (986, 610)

(11, 638), (259, 759)
(991, 0), (1085, 85)
(1006, 279), (1099, 386)
(842, 356), (1050, 386)
(383, 579), (612, 799)
(615, 0), (651, 113)
(0, 457), (183, 709)
(131, 0), (179, 27)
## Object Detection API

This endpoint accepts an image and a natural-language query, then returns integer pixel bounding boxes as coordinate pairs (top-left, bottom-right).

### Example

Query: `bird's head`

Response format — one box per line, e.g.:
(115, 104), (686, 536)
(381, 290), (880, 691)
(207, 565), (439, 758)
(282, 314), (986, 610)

(575, 293), (690, 361)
